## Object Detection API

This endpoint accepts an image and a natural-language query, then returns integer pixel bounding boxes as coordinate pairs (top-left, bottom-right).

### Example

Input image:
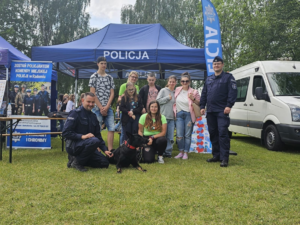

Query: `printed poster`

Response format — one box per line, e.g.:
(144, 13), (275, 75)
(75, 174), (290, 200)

(7, 61), (52, 149)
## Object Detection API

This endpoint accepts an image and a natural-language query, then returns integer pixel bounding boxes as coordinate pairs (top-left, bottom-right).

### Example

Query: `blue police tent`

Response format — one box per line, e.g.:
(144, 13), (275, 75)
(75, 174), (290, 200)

(0, 35), (31, 79)
(31, 23), (206, 80)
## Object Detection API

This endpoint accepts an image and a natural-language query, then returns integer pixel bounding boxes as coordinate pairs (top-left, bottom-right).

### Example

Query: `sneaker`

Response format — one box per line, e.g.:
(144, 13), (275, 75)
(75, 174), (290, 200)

(182, 153), (188, 160)
(174, 152), (184, 159)
(158, 156), (164, 164)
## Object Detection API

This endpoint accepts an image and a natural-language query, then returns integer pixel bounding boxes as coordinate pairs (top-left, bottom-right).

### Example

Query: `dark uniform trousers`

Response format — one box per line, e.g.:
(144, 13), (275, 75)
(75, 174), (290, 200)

(72, 137), (109, 168)
(206, 112), (230, 161)
(63, 106), (109, 168)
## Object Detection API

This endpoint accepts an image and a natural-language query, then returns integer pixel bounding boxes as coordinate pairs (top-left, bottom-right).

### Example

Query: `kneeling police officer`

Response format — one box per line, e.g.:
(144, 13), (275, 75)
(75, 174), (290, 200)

(200, 56), (237, 167)
(62, 92), (113, 172)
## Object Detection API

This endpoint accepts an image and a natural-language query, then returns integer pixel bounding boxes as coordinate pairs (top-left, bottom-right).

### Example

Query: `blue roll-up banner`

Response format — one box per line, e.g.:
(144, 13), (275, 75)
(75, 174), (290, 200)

(8, 61), (52, 149)
(202, 0), (223, 76)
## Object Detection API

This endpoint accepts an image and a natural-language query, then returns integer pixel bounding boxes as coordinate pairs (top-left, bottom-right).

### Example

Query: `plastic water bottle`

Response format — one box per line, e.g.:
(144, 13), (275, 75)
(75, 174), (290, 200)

(7, 103), (12, 117)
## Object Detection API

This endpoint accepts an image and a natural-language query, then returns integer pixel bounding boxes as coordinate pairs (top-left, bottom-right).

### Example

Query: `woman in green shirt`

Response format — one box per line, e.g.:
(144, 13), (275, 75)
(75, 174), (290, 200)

(138, 100), (167, 163)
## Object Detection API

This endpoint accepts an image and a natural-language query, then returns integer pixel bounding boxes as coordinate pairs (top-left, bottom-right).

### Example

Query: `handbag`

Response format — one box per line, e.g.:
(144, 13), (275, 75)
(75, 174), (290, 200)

(192, 89), (201, 118)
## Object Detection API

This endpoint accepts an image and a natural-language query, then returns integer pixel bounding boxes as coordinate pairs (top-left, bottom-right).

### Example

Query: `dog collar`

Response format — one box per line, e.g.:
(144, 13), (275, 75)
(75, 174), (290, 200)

(124, 140), (136, 149)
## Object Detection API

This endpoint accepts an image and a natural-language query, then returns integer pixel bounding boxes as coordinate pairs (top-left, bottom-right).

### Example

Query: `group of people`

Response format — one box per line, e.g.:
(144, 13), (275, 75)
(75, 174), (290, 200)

(62, 55), (237, 172)
(9, 84), (50, 116)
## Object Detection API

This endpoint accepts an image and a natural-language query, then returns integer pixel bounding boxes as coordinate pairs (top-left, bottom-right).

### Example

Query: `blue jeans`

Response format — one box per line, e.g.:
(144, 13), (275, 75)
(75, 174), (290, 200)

(176, 111), (193, 153)
(92, 107), (115, 132)
(165, 119), (175, 156)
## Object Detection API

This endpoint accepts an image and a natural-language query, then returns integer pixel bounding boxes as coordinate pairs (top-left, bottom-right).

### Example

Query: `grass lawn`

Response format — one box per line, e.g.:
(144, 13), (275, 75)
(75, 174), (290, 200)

(0, 132), (299, 224)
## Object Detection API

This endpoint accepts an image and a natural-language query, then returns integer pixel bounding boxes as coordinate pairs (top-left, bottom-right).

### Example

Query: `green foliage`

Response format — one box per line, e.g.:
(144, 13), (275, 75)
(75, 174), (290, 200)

(121, 0), (300, 72)
(0, 133), (299, 224)
(121, 0), (203, 48)
(0, 0), (35, 56)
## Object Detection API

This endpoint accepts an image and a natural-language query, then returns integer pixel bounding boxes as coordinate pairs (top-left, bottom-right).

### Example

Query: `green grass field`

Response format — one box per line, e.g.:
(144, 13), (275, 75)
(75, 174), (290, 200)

(0, 132), (299, 224)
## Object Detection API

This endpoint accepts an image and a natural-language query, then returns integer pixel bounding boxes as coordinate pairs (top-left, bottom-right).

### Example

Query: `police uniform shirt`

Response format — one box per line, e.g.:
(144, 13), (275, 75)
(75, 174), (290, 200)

(34, 95), (41, 110)
(39, 91), (50, 104)
(9, 91), (17, 104)
(200, 71), (237, 112)
(24, 95), (35, 106)
(62, 106), (107, 151)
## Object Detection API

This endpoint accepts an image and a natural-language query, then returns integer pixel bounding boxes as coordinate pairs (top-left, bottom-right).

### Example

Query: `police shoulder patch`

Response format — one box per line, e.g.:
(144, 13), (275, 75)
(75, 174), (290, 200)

(67, 117), (75, 120)
(232, 83), (237, 89)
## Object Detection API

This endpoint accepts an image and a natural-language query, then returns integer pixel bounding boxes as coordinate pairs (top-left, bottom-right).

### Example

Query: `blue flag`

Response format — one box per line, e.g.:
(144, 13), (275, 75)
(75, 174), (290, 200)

(202, 0), (223, 76)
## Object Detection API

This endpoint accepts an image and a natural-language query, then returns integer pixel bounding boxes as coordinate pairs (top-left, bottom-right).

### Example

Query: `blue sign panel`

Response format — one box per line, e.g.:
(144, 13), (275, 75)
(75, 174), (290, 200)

(10, 62), (52, 82)
(202, 0), (223, 76)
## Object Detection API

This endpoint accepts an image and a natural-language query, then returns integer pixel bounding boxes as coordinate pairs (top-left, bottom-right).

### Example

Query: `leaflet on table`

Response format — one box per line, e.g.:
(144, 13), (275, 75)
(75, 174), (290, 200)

(7, 119), (51, 149)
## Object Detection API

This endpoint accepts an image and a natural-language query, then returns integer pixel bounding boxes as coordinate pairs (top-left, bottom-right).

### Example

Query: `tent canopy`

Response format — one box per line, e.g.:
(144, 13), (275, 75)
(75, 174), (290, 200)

(0, 36), (31, 68)
(32, 23), (206, 79)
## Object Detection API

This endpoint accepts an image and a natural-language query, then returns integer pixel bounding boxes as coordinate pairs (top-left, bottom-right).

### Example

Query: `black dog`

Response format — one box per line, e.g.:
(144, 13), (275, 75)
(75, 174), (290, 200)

(109, 132), (148, 173)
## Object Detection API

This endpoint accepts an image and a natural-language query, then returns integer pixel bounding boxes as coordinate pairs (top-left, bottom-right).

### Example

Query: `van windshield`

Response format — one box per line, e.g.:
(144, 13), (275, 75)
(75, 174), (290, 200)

(267, 73), (300, 96)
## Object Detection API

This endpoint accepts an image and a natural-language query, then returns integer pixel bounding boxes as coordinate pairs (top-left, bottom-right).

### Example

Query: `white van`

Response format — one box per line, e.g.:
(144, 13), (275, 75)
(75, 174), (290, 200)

(229, 61), (300, 150)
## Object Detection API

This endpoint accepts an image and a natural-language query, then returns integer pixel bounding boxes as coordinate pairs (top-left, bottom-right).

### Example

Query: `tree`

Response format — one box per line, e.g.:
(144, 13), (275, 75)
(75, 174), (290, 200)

(0, 0), (35, 56)
(121, 0), (203, 48)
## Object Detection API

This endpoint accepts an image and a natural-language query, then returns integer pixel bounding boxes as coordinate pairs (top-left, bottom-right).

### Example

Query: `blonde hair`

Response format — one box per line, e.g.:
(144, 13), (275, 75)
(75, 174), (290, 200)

(127, 71), (139, 82)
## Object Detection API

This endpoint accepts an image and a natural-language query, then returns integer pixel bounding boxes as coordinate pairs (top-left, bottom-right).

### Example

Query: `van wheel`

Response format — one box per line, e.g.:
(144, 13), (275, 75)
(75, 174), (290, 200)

(228, 131), (233, 139)
(264, 124), (284, 151)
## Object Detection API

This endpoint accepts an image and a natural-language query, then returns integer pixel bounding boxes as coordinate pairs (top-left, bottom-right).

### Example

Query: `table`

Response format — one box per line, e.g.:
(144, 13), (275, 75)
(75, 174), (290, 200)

(0, 116), (66, 163)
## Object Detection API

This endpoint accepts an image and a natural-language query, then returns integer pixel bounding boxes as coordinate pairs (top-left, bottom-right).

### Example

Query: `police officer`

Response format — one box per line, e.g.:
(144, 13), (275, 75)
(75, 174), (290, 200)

(23, 89), (35, 115)
(200, 56), (237, 167)
(9, 85), (19, 115)
(15, 84), (26, 115)
(38, 84), (50, 116)
(62, 92), (113, 172)
(33, 88), (41, 115)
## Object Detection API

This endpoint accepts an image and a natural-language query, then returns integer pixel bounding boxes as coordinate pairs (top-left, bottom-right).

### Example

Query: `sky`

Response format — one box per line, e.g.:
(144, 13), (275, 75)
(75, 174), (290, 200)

(86, 0), (136, 29)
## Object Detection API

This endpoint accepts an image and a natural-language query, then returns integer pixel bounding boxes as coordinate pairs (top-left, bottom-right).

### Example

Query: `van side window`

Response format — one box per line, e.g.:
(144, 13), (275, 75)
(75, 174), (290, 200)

(236, 77), (250, 102)
(253, 76), (266, 98)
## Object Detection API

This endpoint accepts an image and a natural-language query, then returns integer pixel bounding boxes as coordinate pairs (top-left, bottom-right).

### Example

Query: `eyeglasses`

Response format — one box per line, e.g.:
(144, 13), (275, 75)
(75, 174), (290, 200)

(130, 76), (138, 79)
(128, 89), (135, 92)
(181, 80), (189, 83)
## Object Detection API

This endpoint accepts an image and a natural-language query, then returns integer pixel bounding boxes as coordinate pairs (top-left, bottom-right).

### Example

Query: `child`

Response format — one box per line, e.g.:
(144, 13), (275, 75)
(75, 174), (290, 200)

(119, 82), (143, 143)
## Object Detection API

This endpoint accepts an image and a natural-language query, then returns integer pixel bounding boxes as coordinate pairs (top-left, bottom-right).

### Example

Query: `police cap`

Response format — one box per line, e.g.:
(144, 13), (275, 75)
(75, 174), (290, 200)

(26, 89), (31, 93)
(21, 84), (27, 88)
(41, 84), (45, 87)
(14, 85), (19, 88)
(213, 56), (223, 63)
(97, 56), (107, 63)
(33, 88), (38, 91)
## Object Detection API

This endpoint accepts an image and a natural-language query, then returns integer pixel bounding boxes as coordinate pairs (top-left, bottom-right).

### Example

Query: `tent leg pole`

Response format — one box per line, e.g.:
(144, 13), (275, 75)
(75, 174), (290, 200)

(6, 67), (9, 107)
(75, 69), (78, 107)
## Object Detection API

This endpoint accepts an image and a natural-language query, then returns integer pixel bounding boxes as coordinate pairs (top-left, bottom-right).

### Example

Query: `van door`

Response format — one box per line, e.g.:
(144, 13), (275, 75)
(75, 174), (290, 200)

(248, 75), (269, 138)
(229, 77), (250, 135)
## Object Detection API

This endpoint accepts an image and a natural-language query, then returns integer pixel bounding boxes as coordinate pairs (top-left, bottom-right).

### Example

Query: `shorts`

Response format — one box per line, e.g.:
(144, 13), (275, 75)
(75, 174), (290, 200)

(92, 106), (115, 132)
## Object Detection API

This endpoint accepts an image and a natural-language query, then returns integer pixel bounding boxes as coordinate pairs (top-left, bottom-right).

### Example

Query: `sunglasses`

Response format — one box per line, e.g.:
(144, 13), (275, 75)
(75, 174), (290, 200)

(130, 76), (138, 79)
(181, 80), (189, 83)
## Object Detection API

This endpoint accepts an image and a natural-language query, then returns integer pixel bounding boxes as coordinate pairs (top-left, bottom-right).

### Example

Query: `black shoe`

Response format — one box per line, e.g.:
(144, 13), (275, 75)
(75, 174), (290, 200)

(71, 158), (88, 172)
(163, 154), (172, 158)
(220, 160), (229, 167)
(206, 157), (221, 162)
(67, 154), (75, 168)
